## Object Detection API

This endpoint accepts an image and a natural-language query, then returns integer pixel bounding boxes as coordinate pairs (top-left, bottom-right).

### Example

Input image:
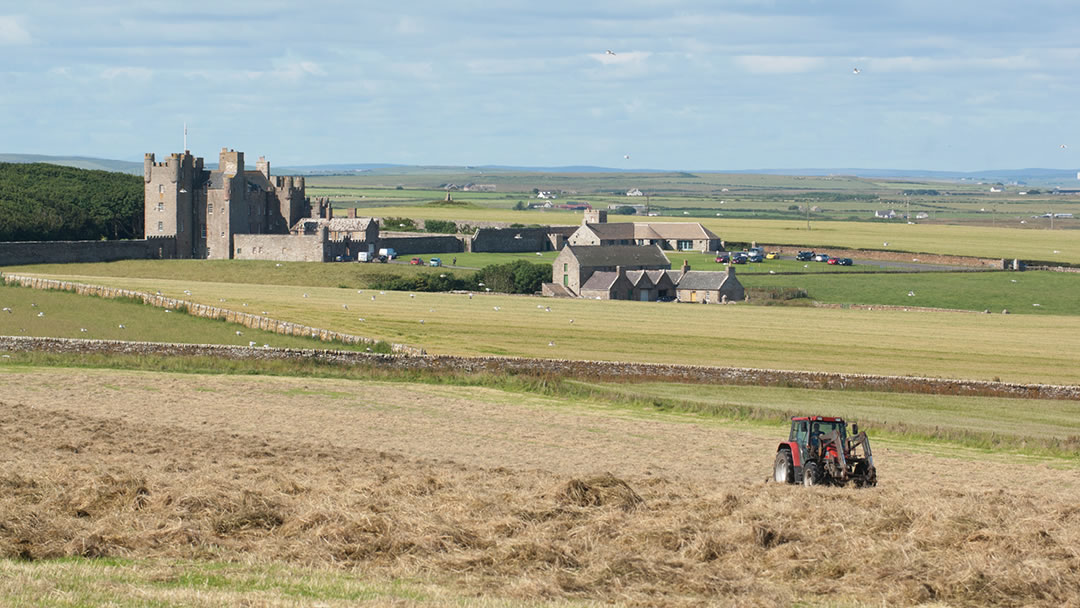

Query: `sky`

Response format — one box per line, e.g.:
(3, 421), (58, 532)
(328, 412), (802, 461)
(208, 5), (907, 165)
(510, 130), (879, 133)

(2, 1), (1079, 171)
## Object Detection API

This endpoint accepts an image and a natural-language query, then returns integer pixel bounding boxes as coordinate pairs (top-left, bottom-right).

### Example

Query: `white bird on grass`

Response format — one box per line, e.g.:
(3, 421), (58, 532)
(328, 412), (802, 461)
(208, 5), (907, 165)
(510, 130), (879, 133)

(410, 294), (415, 298)
(303, 293), (309, 298)
(549, 341), (555, 347)
(419, 319), (425, 324)
(493, 306), (501, 311)
(80, 328), (87, 332)
(569, 319), (574, 324)
(371, 295), (376, 301)
(118, 324), (125, 329)
(342, 304), (348, 310)
(2, 307), (10, 313)
(249, 341), (256, 347)
(358, 318), (365, 322)
(235, 330), (243, 335)
(908, 291), (915, 297)
(36, 312), (44, 317)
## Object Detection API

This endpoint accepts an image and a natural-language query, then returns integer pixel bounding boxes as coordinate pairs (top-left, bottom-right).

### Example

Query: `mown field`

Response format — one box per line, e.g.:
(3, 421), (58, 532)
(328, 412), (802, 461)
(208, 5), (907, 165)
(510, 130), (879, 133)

(1, 365), (1077, 607)
(0, 281), (364, 350)
(7, 271), (1080, 384)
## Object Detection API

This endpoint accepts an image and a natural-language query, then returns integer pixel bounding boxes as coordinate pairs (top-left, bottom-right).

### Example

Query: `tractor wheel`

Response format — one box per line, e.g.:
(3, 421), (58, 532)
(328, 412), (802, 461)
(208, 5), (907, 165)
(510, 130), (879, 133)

(853, 462), (875, 488)
(802, 462), (820, 487)
(773, 450), (794, 484)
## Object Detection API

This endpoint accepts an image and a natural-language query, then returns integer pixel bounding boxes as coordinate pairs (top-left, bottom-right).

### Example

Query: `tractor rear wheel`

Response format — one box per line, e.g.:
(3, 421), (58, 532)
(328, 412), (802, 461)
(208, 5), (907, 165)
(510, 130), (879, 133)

(773, 450), (794, 484)
(802, 462), (820, 487)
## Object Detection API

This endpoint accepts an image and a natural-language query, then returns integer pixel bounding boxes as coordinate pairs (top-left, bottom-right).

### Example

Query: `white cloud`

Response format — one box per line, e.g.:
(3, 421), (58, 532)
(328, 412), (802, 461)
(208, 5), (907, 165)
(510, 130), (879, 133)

(101, 67), (153, 80)
(395, 16), (423, 35)
(0, 15), (31, 45)
(866, 55), (1038, 72)
(734, 55), (824, 74)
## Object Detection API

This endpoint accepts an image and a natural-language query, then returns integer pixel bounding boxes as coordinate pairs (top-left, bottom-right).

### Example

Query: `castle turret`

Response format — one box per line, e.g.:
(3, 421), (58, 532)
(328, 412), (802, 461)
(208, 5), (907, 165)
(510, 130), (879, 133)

(256, 156), (270, 179)
(144, 153), (154, 183)
(219, 148), (243, 175)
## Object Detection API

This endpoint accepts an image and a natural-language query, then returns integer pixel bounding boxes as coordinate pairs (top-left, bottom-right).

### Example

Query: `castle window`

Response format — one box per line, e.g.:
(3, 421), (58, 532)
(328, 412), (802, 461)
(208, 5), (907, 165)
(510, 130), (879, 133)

(157, 221), (163, 232)
(221, 231), (225, 238)
(236, 248), (242, 255)
(208, 203), (213, 214)
(201, 227), (207, 239)
(158, 184), (165, 194)
(157, 202), (163, 211)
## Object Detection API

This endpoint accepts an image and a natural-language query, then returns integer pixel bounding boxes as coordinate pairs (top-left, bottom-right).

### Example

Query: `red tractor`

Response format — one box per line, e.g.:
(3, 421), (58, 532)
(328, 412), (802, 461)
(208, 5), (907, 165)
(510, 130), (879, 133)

(773, 416), (877, 487)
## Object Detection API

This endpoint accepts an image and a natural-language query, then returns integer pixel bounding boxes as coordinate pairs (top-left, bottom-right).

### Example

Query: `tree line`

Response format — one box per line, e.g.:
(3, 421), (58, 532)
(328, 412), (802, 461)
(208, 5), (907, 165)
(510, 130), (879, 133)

(0, 163), (143, 242)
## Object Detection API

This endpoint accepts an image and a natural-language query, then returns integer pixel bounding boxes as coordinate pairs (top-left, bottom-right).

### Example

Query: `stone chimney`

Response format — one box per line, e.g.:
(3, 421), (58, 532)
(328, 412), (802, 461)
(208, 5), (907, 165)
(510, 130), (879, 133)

(347, 207), (357, 219)
(727, 265), (735, 277)
(681, 259), (690, 275)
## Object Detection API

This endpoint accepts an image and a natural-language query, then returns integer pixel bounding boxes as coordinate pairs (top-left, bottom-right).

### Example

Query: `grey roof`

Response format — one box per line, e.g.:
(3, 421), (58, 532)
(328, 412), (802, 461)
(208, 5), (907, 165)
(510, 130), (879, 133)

(676, 270), (737, 290)
(585, 223), (636, 240)
(568, 244), (670, 268)
(624, 270), (655, 288)
(581, 271), (620, 290)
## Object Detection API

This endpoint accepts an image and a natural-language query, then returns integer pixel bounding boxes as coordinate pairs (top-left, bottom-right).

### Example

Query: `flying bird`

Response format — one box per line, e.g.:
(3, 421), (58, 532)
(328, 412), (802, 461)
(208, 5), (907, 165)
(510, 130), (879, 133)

(1061, 144), (1068, 149)
(852, 67), (861, 74)
(624, 155), (630, 159)
(606, 50), (616, 56)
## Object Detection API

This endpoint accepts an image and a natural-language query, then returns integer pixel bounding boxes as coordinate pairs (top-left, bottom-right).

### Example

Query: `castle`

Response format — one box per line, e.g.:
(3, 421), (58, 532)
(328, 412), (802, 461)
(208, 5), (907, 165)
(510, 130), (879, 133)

(144, 148), (311, 259)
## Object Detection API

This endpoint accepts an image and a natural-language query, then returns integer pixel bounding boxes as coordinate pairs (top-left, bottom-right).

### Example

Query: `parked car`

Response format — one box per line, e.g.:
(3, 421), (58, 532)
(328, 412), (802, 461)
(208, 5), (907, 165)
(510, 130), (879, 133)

(827, 257), (839, 265)
(813, 253), (830, 262)
(796, 251), (815, 261)
(357, 251), (372, 262)
(409, 257), (424, 265)
(378, 247), (397, 260)
(835, 257), (853, 266)
(748, 246), (765, 256)
(715, 252), (731, 263)
(429, 257), (442, 267)
(765, 251), (779, 260)
(731, 252), (748, 264)
(748, 251), (764, 263)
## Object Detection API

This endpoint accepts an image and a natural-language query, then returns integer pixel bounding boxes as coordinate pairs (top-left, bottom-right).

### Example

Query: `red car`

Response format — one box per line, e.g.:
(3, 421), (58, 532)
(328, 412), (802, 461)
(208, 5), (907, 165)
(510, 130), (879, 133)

(827, 257), (839, 265)
(409, 257), (424, 265)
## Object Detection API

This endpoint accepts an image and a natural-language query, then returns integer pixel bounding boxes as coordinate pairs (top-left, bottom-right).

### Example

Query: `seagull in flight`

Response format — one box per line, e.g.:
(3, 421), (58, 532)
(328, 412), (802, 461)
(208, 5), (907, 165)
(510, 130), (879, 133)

(1061, 144), (1068, 149)
(852, 67), (861, 74)
(606, 50), (616, 56)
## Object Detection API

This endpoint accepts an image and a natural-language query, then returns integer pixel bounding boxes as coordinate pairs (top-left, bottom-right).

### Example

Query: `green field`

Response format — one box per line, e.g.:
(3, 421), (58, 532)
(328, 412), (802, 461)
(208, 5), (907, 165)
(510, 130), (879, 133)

(0, 282), (370, 350)
(8, 272), (1080, 385)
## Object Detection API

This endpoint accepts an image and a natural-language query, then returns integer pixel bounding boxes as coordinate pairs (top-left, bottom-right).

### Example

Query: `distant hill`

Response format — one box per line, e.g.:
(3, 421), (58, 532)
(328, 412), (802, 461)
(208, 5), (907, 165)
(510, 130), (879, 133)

(3, 153), (1077, 185)
(0, 154), (143, 174)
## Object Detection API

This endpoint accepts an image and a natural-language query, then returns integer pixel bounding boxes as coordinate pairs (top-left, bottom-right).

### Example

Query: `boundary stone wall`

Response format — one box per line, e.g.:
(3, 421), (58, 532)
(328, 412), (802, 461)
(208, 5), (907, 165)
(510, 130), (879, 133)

(1, 336), (1076, 401)
(0, 273), (423, 355)
(0, 237), (176, 266)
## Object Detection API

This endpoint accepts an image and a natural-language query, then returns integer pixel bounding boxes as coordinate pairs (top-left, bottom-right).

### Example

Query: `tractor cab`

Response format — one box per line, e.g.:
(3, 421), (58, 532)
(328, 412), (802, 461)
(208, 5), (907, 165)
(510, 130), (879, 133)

(774, 415), (876, 488)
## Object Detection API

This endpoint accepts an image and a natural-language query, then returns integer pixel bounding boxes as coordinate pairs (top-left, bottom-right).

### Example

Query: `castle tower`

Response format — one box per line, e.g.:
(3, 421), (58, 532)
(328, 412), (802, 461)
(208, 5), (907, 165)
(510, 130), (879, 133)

(584, 209), (608, 224)
(256, 156), (270, 180)
(144, 151), (199, 258)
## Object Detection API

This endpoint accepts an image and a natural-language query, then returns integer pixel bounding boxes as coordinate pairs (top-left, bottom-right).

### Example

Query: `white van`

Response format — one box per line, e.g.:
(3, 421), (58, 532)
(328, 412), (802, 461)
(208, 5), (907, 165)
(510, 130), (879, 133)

(378, 247), (397, 260)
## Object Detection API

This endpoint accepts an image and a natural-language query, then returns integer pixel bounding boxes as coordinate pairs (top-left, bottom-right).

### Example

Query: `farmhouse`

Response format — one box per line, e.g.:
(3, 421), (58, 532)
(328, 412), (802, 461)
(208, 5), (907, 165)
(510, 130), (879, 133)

(567, 209), (721, 252)
(548, 244), (671, 297)
(675, 266), (745, 303)
(545, 244), (742, 303)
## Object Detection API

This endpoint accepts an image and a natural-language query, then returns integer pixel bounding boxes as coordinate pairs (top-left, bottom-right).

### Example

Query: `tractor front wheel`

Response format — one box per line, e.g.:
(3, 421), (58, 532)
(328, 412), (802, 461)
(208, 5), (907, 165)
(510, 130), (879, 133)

(802, 462), (820, 487)
(774, 450), (794, 484)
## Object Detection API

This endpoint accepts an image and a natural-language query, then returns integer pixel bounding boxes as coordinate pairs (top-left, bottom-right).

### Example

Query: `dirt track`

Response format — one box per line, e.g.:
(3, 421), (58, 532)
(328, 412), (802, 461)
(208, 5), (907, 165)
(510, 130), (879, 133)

(2, 368), (1078, 606)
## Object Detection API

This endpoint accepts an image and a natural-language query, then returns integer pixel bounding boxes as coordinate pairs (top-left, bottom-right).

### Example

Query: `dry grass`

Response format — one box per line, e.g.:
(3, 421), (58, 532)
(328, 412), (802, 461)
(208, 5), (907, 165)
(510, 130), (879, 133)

(1, 368), (1078, 607)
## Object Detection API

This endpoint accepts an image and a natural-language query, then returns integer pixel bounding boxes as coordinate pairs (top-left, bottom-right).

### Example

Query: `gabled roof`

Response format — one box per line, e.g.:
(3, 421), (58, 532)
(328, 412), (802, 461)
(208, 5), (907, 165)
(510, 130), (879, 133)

(676, 270), (737, 290)
(624, 270), (656, 289)
(583, 222), (636, 240)
(566, 244), (671, 268)
(639, 222), (720, 240)
(581, 271), (620, 291)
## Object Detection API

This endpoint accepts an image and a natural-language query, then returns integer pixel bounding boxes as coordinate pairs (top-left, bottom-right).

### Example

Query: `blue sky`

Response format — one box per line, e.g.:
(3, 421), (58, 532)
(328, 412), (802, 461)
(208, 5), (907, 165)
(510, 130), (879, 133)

(2, 1), (1078, 171)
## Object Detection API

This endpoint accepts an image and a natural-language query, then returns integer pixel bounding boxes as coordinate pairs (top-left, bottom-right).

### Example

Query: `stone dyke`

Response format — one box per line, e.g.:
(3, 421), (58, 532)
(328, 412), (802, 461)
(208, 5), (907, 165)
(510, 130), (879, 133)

(0, 237), (177, 266)
(0, 273), (423, 355)
(1, 335), (1077, 401)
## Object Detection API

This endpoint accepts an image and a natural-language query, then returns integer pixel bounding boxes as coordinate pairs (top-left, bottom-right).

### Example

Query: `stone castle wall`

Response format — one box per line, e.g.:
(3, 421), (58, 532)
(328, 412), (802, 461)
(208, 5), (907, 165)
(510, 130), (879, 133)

(375, 234), (463, 254)
(233, 234), (326, 262)
(0, 237), (176, 267)
(1, 273), (423, 355)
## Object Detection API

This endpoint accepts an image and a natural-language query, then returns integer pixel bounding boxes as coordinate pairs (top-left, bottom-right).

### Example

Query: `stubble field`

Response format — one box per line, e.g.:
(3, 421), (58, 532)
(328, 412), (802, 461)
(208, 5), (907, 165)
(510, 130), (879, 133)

(1, 366), (1078, 607)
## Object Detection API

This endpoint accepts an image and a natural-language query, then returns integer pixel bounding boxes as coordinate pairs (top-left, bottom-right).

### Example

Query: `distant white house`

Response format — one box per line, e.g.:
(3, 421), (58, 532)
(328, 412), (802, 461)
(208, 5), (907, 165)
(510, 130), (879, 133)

(537, 191), (558, 199)
(626, 188), (644, 197)
(990, 186), (1004, 193)
(875, 209), (897, 219)
(915, 212), (929, 219)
